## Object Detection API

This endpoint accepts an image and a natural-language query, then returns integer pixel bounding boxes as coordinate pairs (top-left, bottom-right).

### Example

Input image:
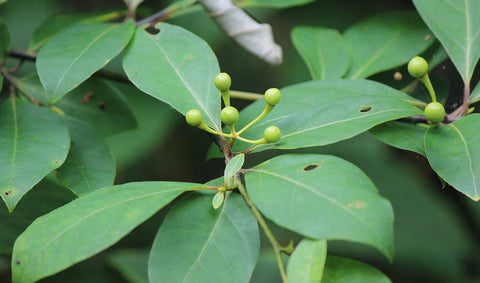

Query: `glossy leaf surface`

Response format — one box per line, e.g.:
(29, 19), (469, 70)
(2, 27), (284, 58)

(370, 121), (427, 156)
(55, 118), (115, 196)
(413, 0), (480, 82)
(0, 98), (69, 212)
(246, 154), (394, 260)
(322, 256), (391, 283)
(344, 11), (433, 79)
(292, 26), (351, 79)
(123, 23), (221, 130)
(15, 75), (137, 136)
(425, 114), (480, 200)
(28, 11), (124, 51)
(287, 239), (327, 283)
(12, 181), (200, 283)
(232, 79), (423, 152)
(37, 20), (135, 102)
(149, 192), (259, 283)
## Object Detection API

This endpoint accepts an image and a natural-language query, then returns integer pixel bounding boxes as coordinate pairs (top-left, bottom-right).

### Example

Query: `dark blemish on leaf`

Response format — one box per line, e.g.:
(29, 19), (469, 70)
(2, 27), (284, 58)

(424, 34), (431, 40)
(14, 259), (20, 264)
(302, 161), (323, 171)
(81, 92), (93, 104)
(145, 26), (160, 35)
(185, 55), (194, 60)
(355, 201), (363, 208)
(4, 191), (11, 196)
(359, 105), (372, 113)
(98, 102), (106, 110)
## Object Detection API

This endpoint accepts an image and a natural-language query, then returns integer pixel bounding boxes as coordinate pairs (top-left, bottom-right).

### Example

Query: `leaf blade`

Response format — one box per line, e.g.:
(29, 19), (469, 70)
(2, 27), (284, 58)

(123, 23), (221, 130)
(292, 26), (351, 80)
(11, 181), (200, 283)
(344, 11), (433, 79)
(149, 192), (260, 283)
(0, 98), (70, 212)
(425, 114), (480, 200)
(36, 20), (135, 102)
(287, 239), (327, 283)
(246, 154), (394, 260)
(322, 256), (392, 283)
(413, 0), (480, 83)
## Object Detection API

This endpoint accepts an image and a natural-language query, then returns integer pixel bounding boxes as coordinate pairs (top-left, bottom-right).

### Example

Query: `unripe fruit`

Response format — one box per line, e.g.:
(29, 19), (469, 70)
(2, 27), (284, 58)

(264, 88), (281, 106)
(424, 102), (445, 124)
(264, 126), (281, 143)
(214, 73), (231, 91)
(220, 106), (239, 125)
(408, 56), (428, 78)
(186, 109), (203, 127)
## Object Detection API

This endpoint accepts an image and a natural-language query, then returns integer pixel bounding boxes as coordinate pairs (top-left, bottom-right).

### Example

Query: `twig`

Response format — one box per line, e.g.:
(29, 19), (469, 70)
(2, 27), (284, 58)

(8, 49), (36, 62)
(235, 176), (289, 283)
(229, 90), (262, 101)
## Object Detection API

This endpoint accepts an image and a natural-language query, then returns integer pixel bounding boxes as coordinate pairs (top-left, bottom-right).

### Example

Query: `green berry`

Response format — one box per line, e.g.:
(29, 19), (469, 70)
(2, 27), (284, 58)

(264, 126), (281, 143)
(408, 56), (428, 78)
(424, 102), (445, 124)
(214, 73), (231, 91)
(220, 106), (239, 125)
(186, 109), (203, 127)
(264, 88), (281, 106)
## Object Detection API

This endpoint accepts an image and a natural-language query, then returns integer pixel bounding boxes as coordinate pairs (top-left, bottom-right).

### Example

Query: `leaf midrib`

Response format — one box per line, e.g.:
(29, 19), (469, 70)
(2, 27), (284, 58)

(450, 123), (478, 197)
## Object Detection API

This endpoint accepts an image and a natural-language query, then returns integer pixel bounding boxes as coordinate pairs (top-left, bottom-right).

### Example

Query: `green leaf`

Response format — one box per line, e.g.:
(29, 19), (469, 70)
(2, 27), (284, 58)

(0, 0), (7, 5)
(123, 23), (221, 131)
(0, 74), (3, 89)
(287, 239), (327, 283)
(15, 75), (137, 136)
(344, 11), (433, 79)
(36, 20), (135, 102)
(246, 154), (394, 260)
(470, 82), (480, 104)
(232, 79), (423, 152)
(0, 98), (70, 212)
(11, 181), (201, 283)
(370, 121), (427, 156)
(0, 177), (75, 255)
(149, 192), (260, 283)
(55, 117), (115, 196)
(108, 249), (149, 283)
(0, 18), (11, 64)
(425, 114), (480, 200)
(413, 0), (480, 83)
(28, 11), (124, 51)
(234, 0), (314, 8)
(224, 153), (245, 180)
(322, 256), (391, 283)
(292, 26), (351, 80)
(212, 191), (225, 209)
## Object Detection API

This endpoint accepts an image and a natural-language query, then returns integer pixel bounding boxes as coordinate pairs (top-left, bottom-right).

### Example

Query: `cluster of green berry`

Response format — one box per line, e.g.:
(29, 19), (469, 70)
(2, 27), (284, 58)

(186, 73), (282, 146)
(407, 56), (445, 124)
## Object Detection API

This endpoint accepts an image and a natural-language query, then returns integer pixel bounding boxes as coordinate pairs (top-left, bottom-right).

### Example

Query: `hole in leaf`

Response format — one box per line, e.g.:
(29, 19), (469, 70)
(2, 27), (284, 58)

(98, 102), (106, 110)
(359, 105), (372, 113)
(303, 164), (319, 171)
(14, 259), (20, 265)
(4, 190), (11, 196)
(145, 26), (160, 35)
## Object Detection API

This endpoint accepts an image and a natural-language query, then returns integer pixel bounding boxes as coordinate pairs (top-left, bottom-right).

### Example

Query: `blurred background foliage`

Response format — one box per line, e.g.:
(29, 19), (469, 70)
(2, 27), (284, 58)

(1, 0), (479, 282)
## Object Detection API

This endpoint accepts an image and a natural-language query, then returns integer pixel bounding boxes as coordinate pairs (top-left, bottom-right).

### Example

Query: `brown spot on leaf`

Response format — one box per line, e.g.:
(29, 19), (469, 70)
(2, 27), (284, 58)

(347, 203), (353, 208)
(81, 92), (93, 104)
(355, 201), (363, 208)
(4, 191), (11, 196)
(424, 34), (431, 40)
(98, 102), (106, 110)
(185, 55), (194, 60)
(14, 259), (20, 264)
